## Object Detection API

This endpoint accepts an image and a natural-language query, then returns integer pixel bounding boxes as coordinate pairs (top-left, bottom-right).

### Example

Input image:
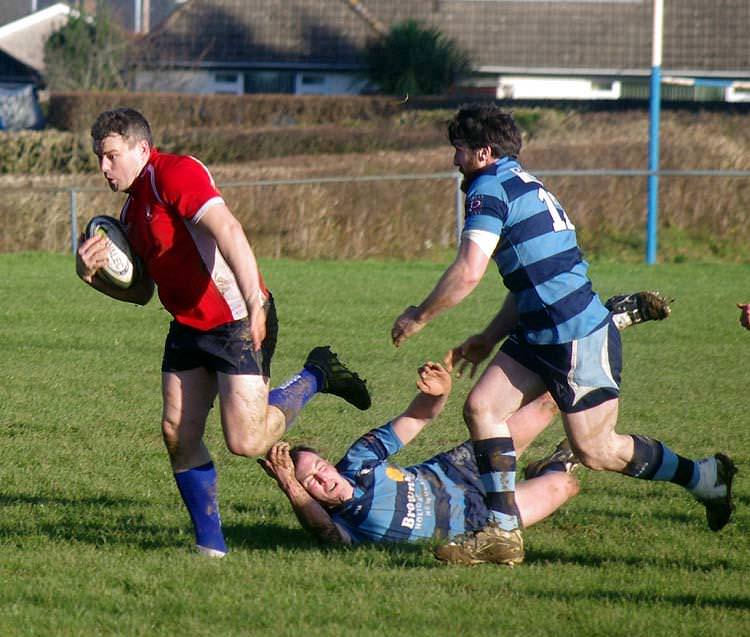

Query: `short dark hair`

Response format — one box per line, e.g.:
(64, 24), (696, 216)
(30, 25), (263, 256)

(448, 103), (522, 158)
(91, 108), (153, 147)
(289, 445), (320, 467)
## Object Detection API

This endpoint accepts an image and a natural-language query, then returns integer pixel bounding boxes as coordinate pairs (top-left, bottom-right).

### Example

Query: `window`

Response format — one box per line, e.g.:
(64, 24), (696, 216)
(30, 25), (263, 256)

(215, 73), (238, 84)
(244, 71), (295, 94)
(591, 81), (614, 91)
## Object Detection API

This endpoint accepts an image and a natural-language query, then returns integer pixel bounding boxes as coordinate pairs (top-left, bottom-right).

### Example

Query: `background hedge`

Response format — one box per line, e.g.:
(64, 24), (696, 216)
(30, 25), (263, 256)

(4, 96), (750, 262)
(46, 92), (404, 132)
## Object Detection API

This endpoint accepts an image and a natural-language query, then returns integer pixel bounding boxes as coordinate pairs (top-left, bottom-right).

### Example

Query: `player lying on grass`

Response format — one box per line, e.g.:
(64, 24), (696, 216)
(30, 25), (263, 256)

(260, 292), (679, 561)
(261, 360), (579, 553)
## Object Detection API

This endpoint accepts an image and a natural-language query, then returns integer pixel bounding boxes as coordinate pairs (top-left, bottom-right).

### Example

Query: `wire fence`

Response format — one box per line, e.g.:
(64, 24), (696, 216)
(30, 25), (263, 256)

(8, 167), (748, 261)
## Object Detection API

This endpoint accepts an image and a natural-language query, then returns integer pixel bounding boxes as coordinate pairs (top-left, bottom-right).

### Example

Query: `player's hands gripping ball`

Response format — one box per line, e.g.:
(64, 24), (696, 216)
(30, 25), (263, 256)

(80, 216), (139, 288)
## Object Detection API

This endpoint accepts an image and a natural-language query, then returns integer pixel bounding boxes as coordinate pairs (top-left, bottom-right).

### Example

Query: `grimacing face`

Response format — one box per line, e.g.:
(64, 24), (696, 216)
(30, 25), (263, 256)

(93, 133), (149, 192)
(294, 451), (353, 507)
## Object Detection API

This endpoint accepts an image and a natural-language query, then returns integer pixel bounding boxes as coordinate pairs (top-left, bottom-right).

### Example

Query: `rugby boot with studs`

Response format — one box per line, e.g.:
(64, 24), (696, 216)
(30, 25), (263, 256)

(691, 453), (737, 532)
(524, 439), (581, 480)
(605, 290), (672, 331)
(304, 346), (371, 410)
(434, 522), (524, 567)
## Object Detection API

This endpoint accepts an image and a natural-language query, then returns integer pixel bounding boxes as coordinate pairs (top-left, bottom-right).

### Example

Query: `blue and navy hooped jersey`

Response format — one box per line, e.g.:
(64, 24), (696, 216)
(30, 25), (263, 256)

(462, 157), (609, 344)
(330, 424), (490, 544)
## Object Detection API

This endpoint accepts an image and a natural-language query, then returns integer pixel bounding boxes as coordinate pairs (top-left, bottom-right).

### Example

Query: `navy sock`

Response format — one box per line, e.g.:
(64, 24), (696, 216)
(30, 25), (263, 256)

(174, 462), (227, 554)
(268, 368), (321, 430)
(622, 435), (698, 487)
(474, 434), (520, 531)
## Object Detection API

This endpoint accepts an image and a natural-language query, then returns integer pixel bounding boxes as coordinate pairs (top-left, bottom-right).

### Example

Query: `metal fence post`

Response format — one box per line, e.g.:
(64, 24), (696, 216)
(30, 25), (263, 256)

(646, 0), (664, 265)
(70, 188), (78, 255)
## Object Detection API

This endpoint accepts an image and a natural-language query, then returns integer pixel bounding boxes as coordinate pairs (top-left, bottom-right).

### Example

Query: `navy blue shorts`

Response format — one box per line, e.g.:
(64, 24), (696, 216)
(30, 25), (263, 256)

(499, 318), (621, 413)
(161, 297), (278, 377)
(430, 442), (491, 535)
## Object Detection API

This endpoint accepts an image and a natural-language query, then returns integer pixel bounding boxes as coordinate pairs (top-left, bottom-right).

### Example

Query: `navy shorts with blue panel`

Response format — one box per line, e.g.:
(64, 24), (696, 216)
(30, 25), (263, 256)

(500, 316), (621, 413)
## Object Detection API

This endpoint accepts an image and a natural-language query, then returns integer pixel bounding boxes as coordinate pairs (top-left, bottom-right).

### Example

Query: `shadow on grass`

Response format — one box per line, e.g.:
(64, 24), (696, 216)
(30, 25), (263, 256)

(225, 521), (443, 567)
(0, 492), (436, 566)
(518, 582), (750, 611)
(526, 545), (737, 572)
(366, 541), (444, 568)
(0, 492), (435, 565)
(0, 492), (184, 551)
(224, 522), (315, 550)
(5, 493), (739, 576)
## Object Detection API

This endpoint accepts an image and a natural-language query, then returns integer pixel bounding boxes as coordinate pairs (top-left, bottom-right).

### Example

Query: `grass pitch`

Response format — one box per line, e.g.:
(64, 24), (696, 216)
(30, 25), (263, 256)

(0, 253), (748, 636)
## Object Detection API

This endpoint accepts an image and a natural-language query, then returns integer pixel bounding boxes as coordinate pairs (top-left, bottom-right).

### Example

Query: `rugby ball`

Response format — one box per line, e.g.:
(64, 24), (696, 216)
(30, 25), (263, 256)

(84, 215), (138, 289)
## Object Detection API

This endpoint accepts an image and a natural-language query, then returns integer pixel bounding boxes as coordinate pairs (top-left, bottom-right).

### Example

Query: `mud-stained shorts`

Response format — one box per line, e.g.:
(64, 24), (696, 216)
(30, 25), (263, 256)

(499, 318), (621, 413)
(161, 296), (278, 377)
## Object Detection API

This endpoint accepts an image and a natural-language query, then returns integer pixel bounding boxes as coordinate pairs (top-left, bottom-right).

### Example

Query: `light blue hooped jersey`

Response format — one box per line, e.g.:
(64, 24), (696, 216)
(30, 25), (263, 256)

(462, 157), (609, 344)
(330, 424), (490, 544)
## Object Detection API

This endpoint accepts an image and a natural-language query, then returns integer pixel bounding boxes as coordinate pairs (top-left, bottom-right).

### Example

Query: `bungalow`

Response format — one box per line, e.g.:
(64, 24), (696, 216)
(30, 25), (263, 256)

(108, 1), (750, 101)
(0, 3), (72, 128)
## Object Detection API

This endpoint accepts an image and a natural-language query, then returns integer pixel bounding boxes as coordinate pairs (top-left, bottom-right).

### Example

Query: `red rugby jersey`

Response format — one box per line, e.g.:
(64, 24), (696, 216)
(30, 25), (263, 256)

(120, 148), (269, 331)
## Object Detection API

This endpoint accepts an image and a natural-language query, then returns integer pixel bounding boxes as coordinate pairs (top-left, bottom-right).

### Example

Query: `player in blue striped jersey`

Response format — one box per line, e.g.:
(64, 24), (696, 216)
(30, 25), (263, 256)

(391, 104), (736, 565)
(260, 361), (578, 551)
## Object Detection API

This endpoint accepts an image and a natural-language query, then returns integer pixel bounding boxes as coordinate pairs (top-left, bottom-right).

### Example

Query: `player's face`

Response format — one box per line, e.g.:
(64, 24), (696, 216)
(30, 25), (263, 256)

(453, 143), (494, 180)
(294, 451), (352, 506)
(94, 133), (149, 192)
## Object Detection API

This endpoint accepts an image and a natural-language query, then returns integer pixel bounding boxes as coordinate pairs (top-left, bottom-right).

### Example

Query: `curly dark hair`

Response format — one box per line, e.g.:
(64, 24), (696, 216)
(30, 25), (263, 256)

(91, 108), (153, 147)
(448, 103), (522, 159)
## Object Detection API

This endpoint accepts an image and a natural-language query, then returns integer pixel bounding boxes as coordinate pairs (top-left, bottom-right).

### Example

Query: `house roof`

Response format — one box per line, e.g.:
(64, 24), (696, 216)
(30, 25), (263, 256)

(80, 0), (186, 32)
(0, 1), (184, 33)
(0, 2), (71, 73)
(0, 1), (62, 28)
(142, 0), (750, 79)
(0, 0), (184, 87)
(144, 0), (379, 69)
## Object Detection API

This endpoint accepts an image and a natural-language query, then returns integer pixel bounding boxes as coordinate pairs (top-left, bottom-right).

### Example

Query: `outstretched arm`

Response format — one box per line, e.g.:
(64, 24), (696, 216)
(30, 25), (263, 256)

(259, 443), (351, 545)
(445, 293), (518, 379)
(391, 239), (490, 347)
(389, 361), (453, 446)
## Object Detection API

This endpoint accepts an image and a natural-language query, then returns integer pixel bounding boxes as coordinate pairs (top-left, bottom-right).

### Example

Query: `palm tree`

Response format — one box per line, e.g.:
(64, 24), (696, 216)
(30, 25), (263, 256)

(365, 20), (471, 96)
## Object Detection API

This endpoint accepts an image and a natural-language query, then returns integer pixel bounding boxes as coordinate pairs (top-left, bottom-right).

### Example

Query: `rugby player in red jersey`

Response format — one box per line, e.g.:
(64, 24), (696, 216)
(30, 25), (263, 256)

(76, 108), (370, 557)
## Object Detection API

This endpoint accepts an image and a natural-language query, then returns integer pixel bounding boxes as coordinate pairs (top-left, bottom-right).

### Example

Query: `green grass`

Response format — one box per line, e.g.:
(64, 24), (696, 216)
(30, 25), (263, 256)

(1, 253), (748, 636)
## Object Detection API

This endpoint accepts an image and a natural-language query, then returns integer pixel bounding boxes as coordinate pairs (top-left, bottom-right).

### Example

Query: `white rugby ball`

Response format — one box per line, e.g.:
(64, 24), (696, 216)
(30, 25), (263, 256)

(84, 215), (137, 289)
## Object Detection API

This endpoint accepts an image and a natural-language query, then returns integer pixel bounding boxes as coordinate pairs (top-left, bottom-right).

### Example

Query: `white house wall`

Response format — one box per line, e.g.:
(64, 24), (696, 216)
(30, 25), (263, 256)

(135, 69), (243, 94)
(294, 72), (367, 95)
(497, 76), (622, 100)
(135, 69), (367, 96)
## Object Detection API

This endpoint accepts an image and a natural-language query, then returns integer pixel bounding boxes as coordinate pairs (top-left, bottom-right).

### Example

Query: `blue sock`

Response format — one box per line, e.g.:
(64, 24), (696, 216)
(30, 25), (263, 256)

(268, 368), (322, 430)
(174, 462), (227, 554)
(623, 435), (698, 487)
(474, 435), (520, 531)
